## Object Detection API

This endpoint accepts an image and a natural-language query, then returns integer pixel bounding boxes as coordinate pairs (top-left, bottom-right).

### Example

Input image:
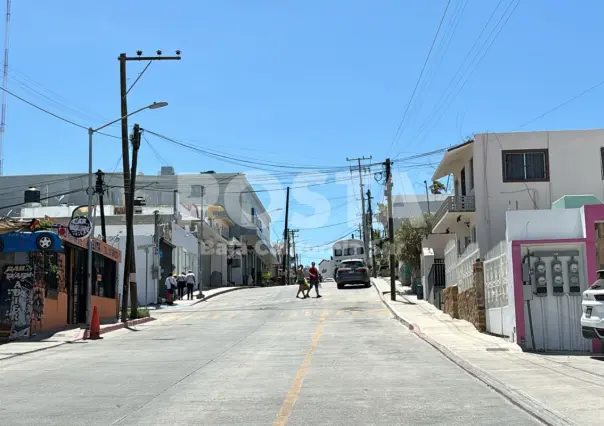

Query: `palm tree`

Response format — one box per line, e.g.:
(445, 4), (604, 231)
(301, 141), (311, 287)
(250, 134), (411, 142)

(429, 181), (446, 194)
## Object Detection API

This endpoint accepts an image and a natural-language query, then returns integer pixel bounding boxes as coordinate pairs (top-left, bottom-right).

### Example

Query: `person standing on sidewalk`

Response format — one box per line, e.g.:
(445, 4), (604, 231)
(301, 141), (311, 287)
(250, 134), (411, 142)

(176, 272), (186, 300)
(185, 270), (198, 300)
(306, 261), (322, 298)
(164, 274), (176, 305)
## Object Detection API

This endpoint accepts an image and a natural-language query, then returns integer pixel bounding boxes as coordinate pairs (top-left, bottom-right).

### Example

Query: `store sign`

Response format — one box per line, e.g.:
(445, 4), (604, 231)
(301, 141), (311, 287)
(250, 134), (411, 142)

(60, 233), (122, 263)
(67, 216), (91, 238)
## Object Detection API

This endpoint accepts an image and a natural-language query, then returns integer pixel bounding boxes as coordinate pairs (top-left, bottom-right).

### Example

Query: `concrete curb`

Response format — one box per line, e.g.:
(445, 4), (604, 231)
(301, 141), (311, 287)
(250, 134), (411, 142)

(371, 279), (577, 426)
(191, 286), (260, 305)
(0, 317), (156, 361)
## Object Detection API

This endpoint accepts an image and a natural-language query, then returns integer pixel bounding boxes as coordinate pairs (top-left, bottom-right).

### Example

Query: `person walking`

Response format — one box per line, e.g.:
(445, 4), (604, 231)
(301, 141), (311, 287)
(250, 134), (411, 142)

(185, 270), (198, 300)
(176, 272), (186, 300)
(306, 261), (322, 298)
(296, 265), (308, 299)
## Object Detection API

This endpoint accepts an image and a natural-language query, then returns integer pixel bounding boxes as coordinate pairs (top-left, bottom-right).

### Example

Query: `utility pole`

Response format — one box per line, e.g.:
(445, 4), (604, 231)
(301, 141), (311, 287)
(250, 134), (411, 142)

(127, 124), (141, 317)
(290, 229), (299, 270)
(95, 169), (107, 242)
(385, 158), (396, 301)
(367, 189), (377, 277)
(119, 50), (181, 322)
(153, 210), (160, 303)
(424, 180), (431, 215)
(196, 186), (205, 298)
(346, 156), (371, 262)
(281, 187), (290, 286)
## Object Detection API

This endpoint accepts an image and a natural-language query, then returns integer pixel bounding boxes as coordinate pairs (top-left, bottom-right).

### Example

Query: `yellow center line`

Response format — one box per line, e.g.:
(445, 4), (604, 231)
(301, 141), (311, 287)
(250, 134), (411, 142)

(274, 312), (328, 426)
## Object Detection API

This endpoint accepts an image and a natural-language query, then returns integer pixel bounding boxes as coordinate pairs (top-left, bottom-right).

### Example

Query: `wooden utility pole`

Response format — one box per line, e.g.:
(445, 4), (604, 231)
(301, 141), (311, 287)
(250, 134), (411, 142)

(424, 180), (431, 215)
(366, 189), (377, 277)
(118, 50), (181, 321)
(95, 169), (107, 242)
(281, 187), (290, 285)
(385, 158), (396, 301)
(196, 186), (205, 298)
(347, 156), (371, 262)
(290, 229), (299, 270)
(128, 124), (141, 316)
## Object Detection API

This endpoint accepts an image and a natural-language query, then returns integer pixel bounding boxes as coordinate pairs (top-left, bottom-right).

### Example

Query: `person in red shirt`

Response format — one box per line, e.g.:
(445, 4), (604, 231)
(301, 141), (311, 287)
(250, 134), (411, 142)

(306, 262), (322, 298)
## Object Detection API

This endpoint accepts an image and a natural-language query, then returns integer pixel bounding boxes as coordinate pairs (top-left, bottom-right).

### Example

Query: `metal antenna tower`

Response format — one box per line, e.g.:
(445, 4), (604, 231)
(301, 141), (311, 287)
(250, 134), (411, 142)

(0, 0), (11, 176)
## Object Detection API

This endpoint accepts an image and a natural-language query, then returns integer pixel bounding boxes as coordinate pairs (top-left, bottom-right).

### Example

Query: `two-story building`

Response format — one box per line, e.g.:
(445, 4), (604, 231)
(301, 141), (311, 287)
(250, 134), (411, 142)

(432, 129), (604, 285)
(0, 167), (278, 292)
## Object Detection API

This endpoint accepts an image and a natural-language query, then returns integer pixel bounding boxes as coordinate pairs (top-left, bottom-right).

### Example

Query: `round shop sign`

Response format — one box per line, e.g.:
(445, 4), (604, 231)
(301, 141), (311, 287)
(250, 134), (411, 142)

(67, 216), (92, 238)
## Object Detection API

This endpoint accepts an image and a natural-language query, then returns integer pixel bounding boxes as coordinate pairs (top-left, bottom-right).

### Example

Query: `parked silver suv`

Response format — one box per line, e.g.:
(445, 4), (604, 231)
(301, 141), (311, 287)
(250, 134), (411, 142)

(336, 258), (371, 289)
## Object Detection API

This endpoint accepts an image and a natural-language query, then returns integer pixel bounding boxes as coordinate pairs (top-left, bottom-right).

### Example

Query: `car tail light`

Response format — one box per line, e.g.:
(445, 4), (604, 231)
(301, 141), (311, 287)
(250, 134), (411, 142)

(356, 267), (368, 274)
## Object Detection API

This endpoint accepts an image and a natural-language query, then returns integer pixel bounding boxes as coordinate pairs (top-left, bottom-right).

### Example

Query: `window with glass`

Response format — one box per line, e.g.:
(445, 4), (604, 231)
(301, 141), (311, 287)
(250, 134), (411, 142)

(502, 149), (549, 182)
(334, 249), (343, 257)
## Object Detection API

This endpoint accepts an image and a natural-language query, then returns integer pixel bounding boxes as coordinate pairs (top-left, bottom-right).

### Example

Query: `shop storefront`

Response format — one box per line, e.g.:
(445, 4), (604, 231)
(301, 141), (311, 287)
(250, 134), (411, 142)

(60, 233), (121, 324)
(0, 230), (64, 342)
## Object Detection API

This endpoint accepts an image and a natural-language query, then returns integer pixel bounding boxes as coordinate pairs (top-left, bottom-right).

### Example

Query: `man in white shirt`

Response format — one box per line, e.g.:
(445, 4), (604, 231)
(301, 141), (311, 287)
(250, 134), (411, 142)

(186, 270), (200, 300)
(165, 274), (176, 304)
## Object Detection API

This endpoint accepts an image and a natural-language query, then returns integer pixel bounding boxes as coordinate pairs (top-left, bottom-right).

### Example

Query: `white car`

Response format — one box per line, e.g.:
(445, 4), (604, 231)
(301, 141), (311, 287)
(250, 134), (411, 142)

(581, 270), (604, 340)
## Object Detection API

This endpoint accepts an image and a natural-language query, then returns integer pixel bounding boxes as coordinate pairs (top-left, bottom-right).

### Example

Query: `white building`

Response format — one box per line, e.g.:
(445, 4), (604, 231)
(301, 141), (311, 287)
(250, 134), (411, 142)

(0, 168), (279, 290)
(431, 129), (604, 262)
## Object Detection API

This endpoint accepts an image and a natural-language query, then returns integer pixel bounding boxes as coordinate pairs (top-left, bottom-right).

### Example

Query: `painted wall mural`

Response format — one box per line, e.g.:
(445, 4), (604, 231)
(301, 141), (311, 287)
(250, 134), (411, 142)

(2, 265), (35, 340)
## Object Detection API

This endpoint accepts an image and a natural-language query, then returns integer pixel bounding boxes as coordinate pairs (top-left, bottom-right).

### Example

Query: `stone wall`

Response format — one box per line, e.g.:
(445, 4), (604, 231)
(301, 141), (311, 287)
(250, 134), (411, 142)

(457, 261), (486, 332)
(443, 285), (459, 319)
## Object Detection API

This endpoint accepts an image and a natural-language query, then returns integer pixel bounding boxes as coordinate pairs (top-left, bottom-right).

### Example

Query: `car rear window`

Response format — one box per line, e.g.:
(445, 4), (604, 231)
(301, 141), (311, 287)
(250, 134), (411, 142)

(340, 261), (364, 268)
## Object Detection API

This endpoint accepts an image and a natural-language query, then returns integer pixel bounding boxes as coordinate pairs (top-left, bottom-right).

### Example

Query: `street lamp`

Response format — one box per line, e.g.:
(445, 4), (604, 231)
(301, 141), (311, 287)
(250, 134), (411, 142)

(85, 101), (168, 330)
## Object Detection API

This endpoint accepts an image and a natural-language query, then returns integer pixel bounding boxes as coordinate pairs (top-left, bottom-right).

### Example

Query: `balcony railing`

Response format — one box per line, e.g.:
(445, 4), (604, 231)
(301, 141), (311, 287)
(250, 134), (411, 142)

(433, 195), (476, 227)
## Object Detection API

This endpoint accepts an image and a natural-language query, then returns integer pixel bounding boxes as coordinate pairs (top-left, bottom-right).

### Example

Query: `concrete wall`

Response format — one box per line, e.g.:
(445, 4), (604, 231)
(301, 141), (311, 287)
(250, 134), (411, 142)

(473, 129), (604, 255)
(506, 209), (584, 241)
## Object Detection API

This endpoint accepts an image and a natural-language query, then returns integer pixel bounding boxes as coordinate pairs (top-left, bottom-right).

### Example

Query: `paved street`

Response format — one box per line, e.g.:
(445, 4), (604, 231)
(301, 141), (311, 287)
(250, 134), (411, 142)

(1, 283), (541, 425)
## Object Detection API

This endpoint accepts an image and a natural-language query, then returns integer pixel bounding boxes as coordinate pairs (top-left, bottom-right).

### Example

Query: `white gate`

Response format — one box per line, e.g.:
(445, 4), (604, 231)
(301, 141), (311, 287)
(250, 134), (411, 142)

(483, 241), (512, 337)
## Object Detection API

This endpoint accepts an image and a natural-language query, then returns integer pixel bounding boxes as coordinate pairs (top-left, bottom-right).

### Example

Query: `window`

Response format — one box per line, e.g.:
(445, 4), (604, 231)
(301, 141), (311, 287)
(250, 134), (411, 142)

(356, 247), (365, 255)
(502, 149), (549, 182)
(600, 148), (604, 179)
(460, 167), (466, 196)
(469, 158), (474, 190)
(471, 226), (477, 243)
(334, 249), (343, 257)
(345, 248), (355, 256)
(340, 260), (365, 268)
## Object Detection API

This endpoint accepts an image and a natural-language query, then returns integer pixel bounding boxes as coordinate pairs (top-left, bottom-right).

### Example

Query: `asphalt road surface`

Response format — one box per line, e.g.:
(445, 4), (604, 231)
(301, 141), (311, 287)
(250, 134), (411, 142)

(0, 283), (542, 425)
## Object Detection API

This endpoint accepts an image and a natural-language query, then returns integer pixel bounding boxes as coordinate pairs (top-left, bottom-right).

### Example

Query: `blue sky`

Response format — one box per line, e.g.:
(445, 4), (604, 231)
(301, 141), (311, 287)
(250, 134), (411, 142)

(3, 1), (604, 264)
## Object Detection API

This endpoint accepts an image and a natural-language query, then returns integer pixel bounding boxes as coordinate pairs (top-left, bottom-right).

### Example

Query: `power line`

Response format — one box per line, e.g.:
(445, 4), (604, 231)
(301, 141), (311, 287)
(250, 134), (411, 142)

(0, 188), (85, 211)
(513, 78), (604, 131)
(387, 0), (452, 156)
(0, 84), (120, 139)
(145, 129), (350, 173)
(403, 0), (520, 150)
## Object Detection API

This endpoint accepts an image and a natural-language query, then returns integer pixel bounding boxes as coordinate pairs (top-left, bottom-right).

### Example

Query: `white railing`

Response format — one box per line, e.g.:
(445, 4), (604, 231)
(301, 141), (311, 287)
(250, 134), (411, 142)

(483, 240), (508, 309)
(457, 243), (480, 292)
(444, 239), (458, 287)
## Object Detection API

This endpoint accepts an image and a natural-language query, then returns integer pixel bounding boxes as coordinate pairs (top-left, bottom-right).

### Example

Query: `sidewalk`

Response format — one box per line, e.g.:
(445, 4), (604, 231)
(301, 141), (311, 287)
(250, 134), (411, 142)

(0, 285), (258, 361)
(372, 277), (604, 426)
(148, 286), (257, 313)
(0, 316), (154, 361)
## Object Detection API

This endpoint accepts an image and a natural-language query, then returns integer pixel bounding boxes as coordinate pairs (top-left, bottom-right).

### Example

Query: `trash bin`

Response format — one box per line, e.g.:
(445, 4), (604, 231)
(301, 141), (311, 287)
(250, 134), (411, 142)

(416, 283), (424, 300)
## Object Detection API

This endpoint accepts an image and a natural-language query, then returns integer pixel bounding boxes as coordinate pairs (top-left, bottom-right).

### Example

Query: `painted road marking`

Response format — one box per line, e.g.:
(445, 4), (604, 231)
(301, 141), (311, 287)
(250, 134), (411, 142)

(274, 312), (328, 426)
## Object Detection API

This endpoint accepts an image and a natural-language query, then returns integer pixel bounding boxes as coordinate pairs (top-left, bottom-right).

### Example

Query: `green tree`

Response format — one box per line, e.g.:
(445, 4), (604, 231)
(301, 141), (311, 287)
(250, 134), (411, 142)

(394, 213), (434, 276)
(429, 180), (446, 194)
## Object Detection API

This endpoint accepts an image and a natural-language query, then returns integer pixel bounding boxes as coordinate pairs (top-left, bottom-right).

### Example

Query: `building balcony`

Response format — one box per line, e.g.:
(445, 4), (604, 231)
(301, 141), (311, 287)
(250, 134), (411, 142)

(432, 196), (476, 233)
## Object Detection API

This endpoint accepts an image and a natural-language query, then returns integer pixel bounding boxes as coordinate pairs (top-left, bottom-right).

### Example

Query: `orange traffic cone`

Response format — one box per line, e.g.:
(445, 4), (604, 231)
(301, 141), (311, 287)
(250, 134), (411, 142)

(88, 306), (102, 340)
